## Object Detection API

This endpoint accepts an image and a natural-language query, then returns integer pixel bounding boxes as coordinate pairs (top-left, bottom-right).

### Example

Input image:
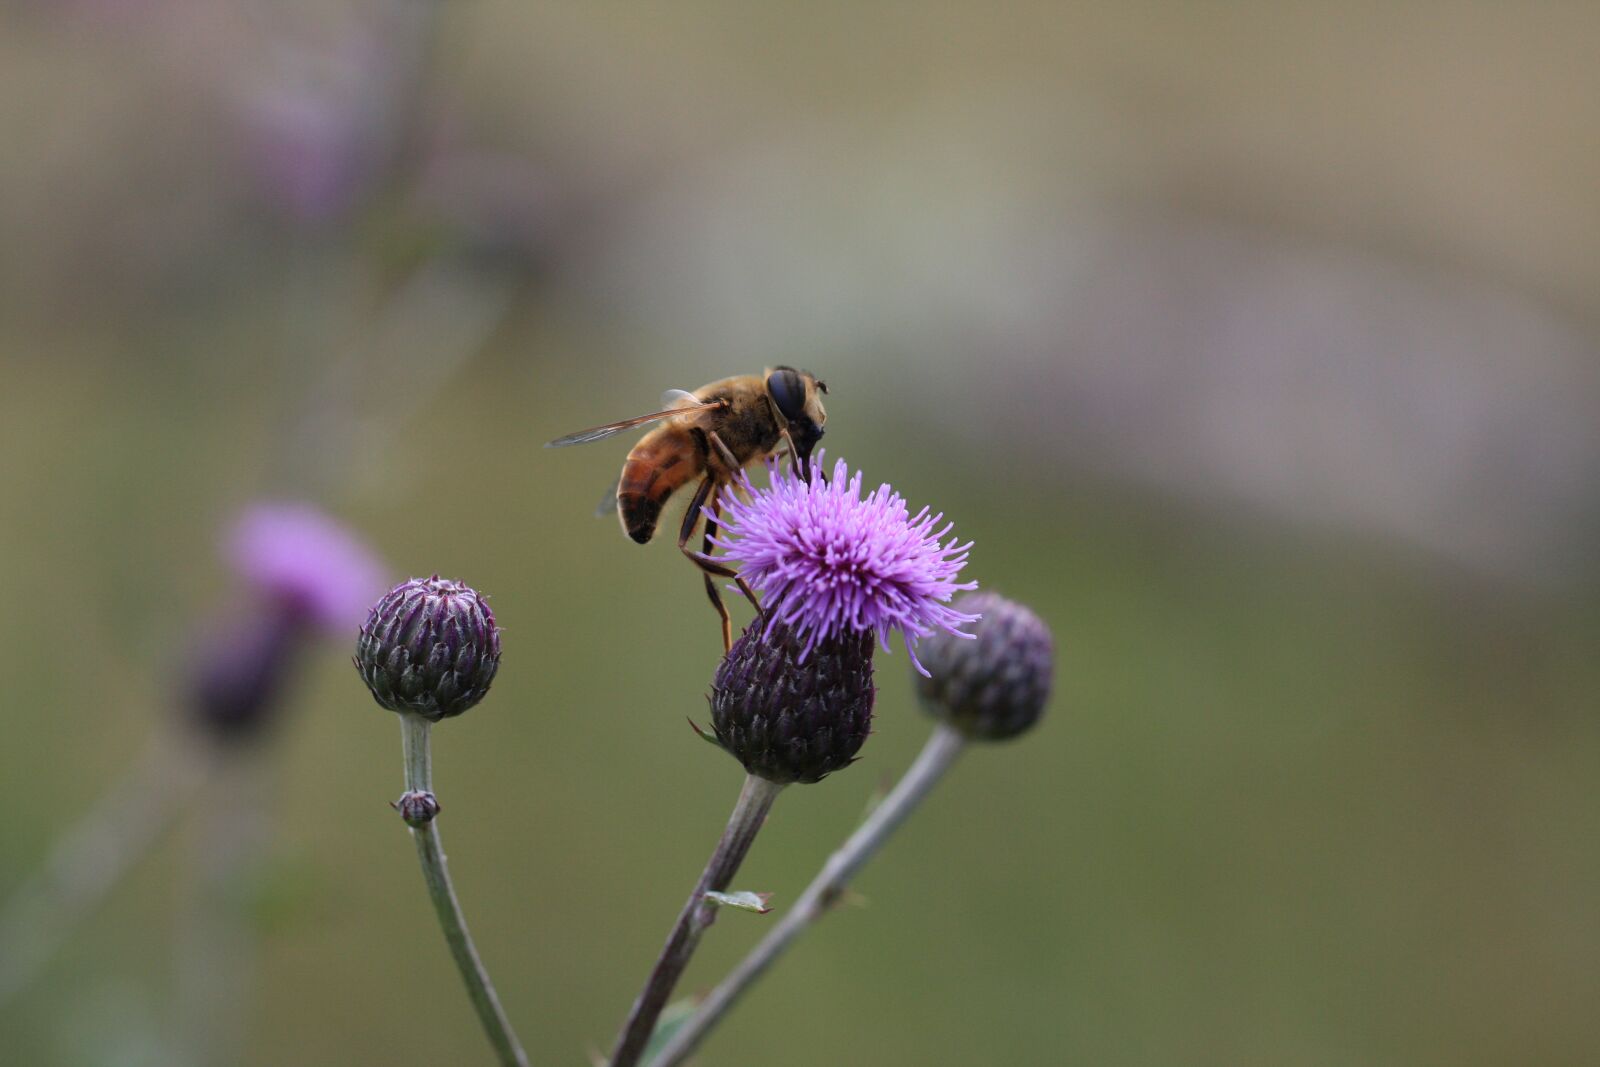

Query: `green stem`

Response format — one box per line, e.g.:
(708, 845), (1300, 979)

(0, 735), (212, 1006)
(174, 747), (271, 1067)
(647, 725), (968, 1067)
(398, 713), (529, 1067)
(608, 773), (785, 1067)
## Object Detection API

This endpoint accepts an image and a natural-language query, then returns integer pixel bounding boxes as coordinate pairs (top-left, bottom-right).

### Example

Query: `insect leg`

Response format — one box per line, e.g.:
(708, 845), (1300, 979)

(707, 430), (740, 471)
(697, 544), (765, 624)
(678, 477), (732, 651)
(700, 489), (769, 645)
(679, 476), (734, 652)
(778, 426), (823, 483)
(678, 475), (763, 652)
(594, 476), (621, 519)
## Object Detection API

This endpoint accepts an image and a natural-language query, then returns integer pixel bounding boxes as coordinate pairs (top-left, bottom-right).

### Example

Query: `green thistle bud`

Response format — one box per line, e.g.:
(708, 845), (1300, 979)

(355, 576), (500, 722)
(708, 622), (876, 785)
(914, 592), (1052, 741)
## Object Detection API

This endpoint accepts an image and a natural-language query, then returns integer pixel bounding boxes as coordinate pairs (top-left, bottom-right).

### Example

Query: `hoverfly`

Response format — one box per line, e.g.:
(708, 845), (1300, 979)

(547, 367), (828, 651)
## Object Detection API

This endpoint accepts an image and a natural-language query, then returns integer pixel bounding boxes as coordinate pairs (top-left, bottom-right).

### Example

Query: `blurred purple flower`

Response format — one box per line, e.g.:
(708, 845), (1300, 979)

(709, 454), (978, 675)
(236, 22), (395, 226)
(245, 90), (370, 225)
(226, 502), (387, 634)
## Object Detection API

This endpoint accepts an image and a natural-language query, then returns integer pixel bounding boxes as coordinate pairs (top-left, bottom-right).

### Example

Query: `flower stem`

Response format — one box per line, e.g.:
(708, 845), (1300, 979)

(174, 746), (273, 1067)
(608, 773), (786, 1067)
(0, 734), (212, 1006)
(648, 725), (968, 1067)
(397, 713), (529, 1067)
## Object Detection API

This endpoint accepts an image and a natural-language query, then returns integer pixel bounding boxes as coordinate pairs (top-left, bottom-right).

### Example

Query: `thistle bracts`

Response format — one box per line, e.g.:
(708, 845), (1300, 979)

(709, 623), (876, 784)
(356, 577), (500, 721)
(394, 790), (442, 828)
(915, 592), (1053, 741)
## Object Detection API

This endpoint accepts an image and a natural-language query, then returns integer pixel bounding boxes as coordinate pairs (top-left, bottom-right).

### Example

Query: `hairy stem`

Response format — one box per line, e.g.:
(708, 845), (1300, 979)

(649, 725), (968, 1067)
(608, 774), (785, 1067)
(398, 713), (529, 1067)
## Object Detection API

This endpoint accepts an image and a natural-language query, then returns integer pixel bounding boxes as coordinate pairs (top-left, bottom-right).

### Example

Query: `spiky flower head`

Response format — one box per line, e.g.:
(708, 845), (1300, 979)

(915, 592), (1053, 741)
(708, 622), (875, 784)
(709, 453), (978, 675)
(355, 577), (501, 722)
(228, 502), (388, 634)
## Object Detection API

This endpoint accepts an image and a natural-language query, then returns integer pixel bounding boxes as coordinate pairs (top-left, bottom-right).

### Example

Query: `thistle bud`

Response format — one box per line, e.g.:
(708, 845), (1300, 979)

(355, 577), (500, 722)
(394, 790), (441, 827)
(914, 592), (1052, 741)
(708, 622), (875, 785)
(185, 607), (306, 742)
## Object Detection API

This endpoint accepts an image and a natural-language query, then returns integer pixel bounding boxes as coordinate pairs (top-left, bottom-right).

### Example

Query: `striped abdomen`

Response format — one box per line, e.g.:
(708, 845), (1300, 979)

(617, 426), (704, 544)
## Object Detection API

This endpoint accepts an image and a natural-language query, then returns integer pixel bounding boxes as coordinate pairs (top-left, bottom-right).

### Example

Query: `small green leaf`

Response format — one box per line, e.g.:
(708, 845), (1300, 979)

(687, 717), (723, 747)
(704, 889), (773, 914)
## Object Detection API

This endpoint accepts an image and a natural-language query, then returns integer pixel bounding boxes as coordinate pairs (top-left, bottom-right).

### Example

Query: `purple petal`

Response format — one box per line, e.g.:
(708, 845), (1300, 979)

(226, 502), (388, 634)
(711, 451), (978, 669)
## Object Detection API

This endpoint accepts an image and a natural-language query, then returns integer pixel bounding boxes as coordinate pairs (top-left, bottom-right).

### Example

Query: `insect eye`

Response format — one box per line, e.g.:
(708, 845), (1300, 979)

(767, 368), (807, 422)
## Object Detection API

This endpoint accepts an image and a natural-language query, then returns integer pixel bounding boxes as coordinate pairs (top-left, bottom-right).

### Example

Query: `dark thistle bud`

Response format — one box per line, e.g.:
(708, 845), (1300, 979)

(708, 622), (876, 785)
(355, 577), (501, 722)
(185, 607), (306, 743)
(914, 592), (1053, 741)
(394, 790), (441, 827)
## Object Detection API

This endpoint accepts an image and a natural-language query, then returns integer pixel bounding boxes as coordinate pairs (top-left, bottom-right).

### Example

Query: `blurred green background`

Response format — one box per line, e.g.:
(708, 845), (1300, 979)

(3, 2), (1599, 1065)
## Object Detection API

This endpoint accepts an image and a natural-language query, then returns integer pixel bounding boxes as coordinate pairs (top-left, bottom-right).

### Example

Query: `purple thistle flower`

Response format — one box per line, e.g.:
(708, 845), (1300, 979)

(708, 453), (979, 675)
(226, 502), (387, 634)
(236, 23), (392, 227)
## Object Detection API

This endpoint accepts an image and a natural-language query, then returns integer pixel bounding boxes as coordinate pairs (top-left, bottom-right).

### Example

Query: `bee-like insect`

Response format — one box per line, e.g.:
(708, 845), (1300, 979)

(546, 367), (829, 651)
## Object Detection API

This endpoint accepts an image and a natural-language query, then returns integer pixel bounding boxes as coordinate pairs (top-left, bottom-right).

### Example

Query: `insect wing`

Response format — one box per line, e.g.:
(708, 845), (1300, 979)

(660, 388), (701, 409)
(545, 397), (715, 448)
